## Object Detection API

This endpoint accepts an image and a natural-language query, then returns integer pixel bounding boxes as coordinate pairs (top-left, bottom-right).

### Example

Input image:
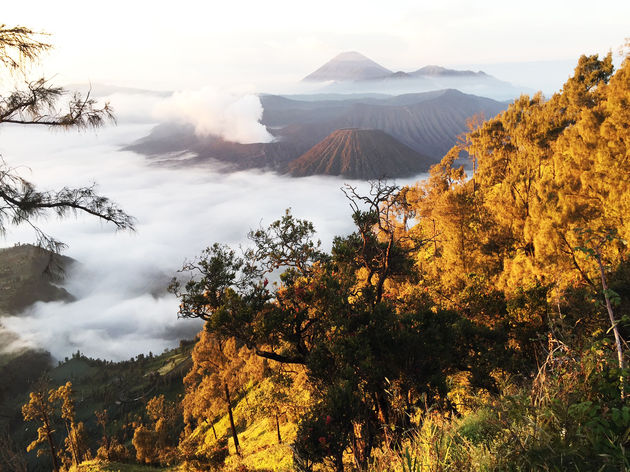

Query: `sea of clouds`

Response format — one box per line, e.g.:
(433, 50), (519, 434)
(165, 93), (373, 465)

(0, 88), (427, 361)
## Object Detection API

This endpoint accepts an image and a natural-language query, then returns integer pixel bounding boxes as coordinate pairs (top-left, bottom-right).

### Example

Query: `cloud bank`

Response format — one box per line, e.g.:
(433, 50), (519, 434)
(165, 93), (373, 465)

(154, 87), (274, 143)
(0, 91), (426, 361)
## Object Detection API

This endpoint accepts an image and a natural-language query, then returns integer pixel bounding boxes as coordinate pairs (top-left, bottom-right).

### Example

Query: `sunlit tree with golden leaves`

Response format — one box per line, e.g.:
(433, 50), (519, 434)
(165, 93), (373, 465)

(21, 386), (60, 472)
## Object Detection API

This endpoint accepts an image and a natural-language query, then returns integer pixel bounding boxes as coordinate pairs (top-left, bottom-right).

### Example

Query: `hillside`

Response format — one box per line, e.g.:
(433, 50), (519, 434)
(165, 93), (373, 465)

(0, 244), (75, 316)
(0, 245), (77, 438)
(1, 343), (194, 472)
(289, 128), (433, 178)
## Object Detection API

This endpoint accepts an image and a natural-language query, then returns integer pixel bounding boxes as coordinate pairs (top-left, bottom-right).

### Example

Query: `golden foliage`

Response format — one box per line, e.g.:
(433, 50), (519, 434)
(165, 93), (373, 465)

(401, 52), (630, 309)
(132, 395), (179, 465)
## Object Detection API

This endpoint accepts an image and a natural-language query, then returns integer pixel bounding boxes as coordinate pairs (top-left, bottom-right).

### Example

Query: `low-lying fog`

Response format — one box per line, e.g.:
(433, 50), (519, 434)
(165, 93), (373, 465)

(0, 91), (427, 361)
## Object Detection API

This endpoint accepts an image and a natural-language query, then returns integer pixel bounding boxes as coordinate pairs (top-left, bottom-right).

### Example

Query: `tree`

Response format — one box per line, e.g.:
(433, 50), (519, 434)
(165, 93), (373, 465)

(575, 228), (627, 399)
(181, 330), (264, 456)
(21, 385), (60, 472)
(172, 183), (497, 471)
(21, 381), (91, 471)
(460, 53), (621, 293)
(51, 382), (89, 468)
(95, 409), (131, 462)
(397, 51), (629, 388)
(132, 395), (180, 465)
(0, 430), (28, 472)
(0, 24), (133, 251)
(247, 366), (311, 445)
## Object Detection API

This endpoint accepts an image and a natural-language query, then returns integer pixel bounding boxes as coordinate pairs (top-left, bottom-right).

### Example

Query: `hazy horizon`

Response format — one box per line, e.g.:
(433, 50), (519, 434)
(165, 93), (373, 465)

(2, 0), (627, 92)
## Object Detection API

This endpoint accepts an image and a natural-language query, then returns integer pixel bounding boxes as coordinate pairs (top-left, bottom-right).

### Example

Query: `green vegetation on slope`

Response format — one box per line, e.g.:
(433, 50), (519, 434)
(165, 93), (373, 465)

(1, 343), (194, 472)
(4, 44), (630, 472)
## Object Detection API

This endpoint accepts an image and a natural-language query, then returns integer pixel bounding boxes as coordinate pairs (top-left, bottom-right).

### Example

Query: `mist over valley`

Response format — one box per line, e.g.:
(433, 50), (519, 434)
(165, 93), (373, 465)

(0, 50), (600, 362)
(0, 112), (402, 361)
(1, 5), (629, 471)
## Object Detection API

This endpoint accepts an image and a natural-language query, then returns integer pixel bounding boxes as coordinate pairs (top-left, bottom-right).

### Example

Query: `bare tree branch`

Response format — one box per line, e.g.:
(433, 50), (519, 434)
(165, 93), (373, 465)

(0, 25), (132, 252)
(0, 25), (51, 72)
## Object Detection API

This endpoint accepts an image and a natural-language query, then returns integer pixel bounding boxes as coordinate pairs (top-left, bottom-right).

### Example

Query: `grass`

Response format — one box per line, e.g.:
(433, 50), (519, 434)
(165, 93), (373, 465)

(188, 381), (299, 471)
(75, 459), (172, 471)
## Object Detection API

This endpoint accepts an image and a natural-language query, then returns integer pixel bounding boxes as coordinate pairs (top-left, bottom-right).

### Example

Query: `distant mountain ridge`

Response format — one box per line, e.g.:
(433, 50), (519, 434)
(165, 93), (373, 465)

(411, 65), (488, 77)
(63, 82), (172, 98)
(0, 244), (75, 316)
(302, 51), (489, 83)
(301, 51), (528, 100)
(128, 88), (507, 178)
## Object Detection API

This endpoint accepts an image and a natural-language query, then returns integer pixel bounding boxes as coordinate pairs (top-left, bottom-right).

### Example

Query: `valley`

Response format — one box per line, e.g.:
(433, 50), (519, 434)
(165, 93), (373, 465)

(0, 15), (628, 472)
(129, 88), (506, 179)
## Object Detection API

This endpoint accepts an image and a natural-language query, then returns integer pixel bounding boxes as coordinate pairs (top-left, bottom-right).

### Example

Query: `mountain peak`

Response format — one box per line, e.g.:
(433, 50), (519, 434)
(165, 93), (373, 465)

(288, 128), (433, 179)
(330, 51), (372, 62)
(303, 52), (392, 82)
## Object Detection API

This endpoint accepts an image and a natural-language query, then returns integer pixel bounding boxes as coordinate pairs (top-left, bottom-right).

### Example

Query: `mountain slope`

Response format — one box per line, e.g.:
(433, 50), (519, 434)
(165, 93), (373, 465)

(127, 90), (507, 177)
(326, 89), (505, 157)
(1, 344), (194, 472)
(289, 128), (433, 179)
(411, 65), (487, 77)
(0, 244), (75, 315)
(303, 51), (392, 82)
(261, 89), (506, 160)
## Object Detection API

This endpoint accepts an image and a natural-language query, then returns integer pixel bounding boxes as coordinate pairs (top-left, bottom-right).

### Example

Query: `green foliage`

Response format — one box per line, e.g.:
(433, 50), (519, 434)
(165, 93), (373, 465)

(12, 46), (630, 472)
(293, 389), (356, 469)
(173, 183), (504, 471)
(456, 408), (500, 446)
(179, 435), (229, 471)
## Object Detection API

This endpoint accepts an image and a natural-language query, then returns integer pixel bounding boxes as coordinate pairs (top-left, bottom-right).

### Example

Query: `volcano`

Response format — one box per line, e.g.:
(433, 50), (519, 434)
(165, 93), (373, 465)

(302, 51), (392, 82)
(288, 128), (433, 179)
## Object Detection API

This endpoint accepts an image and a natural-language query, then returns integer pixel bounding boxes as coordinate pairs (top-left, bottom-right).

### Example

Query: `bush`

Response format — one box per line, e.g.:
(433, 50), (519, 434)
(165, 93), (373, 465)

(179, 434), (229, 471)
(96, 437), (131, 463)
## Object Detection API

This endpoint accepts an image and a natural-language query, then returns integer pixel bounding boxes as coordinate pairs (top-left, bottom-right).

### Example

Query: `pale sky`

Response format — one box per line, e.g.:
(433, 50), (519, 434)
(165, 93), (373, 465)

(3, 0), (629, 91)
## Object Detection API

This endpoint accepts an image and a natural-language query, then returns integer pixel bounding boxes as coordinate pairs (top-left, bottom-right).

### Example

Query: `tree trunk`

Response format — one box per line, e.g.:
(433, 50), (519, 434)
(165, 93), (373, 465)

(224, 382), (240, 455)
(352, 420), (372, 471)
(64, 420), (80, 466)
(43, 414), (60, 472)
(374, 391), (391, 446)
(275, 412), (282, 444)
(596, 252), (626, 399)
(333, 451), (344, 472)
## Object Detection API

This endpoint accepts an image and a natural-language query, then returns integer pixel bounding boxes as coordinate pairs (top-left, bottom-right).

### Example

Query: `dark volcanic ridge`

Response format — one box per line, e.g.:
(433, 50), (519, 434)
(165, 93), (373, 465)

(126, 88), (507, 179)
(289, 129), (434, 179)
(0, 244), (75, 316)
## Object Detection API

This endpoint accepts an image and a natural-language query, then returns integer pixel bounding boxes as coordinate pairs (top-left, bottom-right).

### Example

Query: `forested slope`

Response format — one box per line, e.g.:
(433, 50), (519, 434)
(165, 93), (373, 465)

(10, 51), (630, 472)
